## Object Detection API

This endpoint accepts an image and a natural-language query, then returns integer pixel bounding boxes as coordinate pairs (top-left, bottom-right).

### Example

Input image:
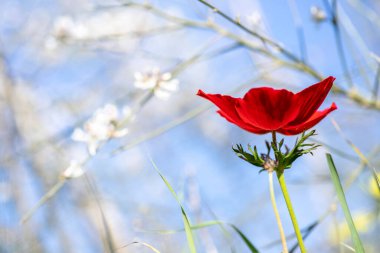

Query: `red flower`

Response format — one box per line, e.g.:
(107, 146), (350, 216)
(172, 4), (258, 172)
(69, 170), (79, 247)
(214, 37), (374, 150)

(197, 76), (337, 135)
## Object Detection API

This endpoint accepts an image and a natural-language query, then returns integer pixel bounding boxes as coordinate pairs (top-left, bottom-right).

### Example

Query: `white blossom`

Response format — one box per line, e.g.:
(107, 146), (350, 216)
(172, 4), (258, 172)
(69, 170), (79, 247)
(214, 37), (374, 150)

(44, 36), (59, 51)
(370, 52), (380, 64)
(52, 16), (89, 41)
(310, 6), (327, 23)
(62, 160), (84, 179)
(71, 104), (129, 155)
(246, 11), (262, 27)
(134, 67), (179, 100)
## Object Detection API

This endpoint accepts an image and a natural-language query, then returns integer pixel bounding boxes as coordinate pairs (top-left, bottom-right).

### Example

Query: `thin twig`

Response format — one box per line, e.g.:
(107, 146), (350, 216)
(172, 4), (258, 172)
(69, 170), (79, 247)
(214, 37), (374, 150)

(324, 0), (353, 87)
(330, 118), (380, 193)
(195, 0), (379, 110)
(196, 0), (301, 63)
(84, 174), (116, 253)
(111, 66), (279, 155)
(372, 64), (380, 101)
(20, 91), (154, 224)
(115, 1), (380, 110)
(288, 0), (308, 63)
(19, 33), (228, 223)
(20, 179), (66, 224)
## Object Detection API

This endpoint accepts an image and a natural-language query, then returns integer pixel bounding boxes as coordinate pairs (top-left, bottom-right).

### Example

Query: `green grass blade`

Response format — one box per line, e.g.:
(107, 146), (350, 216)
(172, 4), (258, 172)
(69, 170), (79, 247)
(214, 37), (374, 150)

(143, 220), (259, 253)
(326, 153), (365, 253)
(149, 159), (197, 253)
(119, 242), (161, 253)
(194, 221), (259, 253)
(191, 220), (223, 229)
(230, 224), (259, 253)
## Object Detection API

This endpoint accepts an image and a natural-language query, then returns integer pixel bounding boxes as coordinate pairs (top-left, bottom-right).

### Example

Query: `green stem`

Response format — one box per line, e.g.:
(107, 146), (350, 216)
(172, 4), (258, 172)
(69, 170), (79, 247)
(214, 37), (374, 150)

(268, 171), (288, 253)
(276, 171), (307, 253)
(271, 131), (306, 252)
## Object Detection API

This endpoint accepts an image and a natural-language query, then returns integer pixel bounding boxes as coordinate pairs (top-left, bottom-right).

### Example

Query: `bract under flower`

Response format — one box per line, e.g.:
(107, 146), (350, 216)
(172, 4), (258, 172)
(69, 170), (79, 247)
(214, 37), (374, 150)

(198, 76), (337, 135)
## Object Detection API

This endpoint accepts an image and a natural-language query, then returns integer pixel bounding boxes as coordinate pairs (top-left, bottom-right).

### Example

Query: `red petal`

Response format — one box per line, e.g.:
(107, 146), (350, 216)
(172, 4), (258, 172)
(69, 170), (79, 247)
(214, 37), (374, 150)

(277, 103), (337, 135)
(217, 110), (269, 134)
(197, 90), (267, 134)
(236, 87), (299, 130)
(287, 76), (335, 126)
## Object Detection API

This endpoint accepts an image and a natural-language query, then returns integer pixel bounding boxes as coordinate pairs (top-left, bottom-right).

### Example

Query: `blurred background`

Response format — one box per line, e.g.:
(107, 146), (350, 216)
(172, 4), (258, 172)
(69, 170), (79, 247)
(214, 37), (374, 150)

(0, 0), (379, 252)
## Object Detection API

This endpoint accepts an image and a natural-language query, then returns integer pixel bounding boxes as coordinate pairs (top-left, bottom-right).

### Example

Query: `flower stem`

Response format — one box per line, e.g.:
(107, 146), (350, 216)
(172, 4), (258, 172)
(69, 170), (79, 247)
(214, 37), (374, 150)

(268, 171), (288, 253)
(276, 171), (307, 253)
(272, 131), (277, 145)
(271, 131), (306, 252)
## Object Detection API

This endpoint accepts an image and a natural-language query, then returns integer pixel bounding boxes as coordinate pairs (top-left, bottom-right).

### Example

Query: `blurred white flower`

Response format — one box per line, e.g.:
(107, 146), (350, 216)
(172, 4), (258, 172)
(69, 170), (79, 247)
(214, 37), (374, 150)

(46, 10), (155, 52)
(72, 104), (129, 155)
(134, 67), (179, 100)
(370, 52), (380, 64)
(246, 11), (262, 27)
(310, 6), (327, 23)
(44, 36), (59, 51)
(62, 160), (84, 179)
(52, 15), (89, 41)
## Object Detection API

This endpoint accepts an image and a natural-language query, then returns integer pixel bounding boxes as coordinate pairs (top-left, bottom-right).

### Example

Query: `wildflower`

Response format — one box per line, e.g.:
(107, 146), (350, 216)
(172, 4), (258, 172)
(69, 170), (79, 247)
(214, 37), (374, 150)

(62, 160), (84, 179)
(310, 6), (327, 23)
(199, 77), (337, 253)
(134, 67), (179, 100)
(72, 104), (128, 155)
(197, 76), (337, 135)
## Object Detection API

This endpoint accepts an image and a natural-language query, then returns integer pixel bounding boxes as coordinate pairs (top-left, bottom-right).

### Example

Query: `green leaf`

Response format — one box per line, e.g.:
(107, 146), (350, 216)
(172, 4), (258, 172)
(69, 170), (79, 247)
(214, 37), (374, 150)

(149, 159), (197, 253)
(326, 153), (365, 253)
(233, 144), (263, 167)
(282, 130), (319, 168)
(278, 138), (284, 149)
